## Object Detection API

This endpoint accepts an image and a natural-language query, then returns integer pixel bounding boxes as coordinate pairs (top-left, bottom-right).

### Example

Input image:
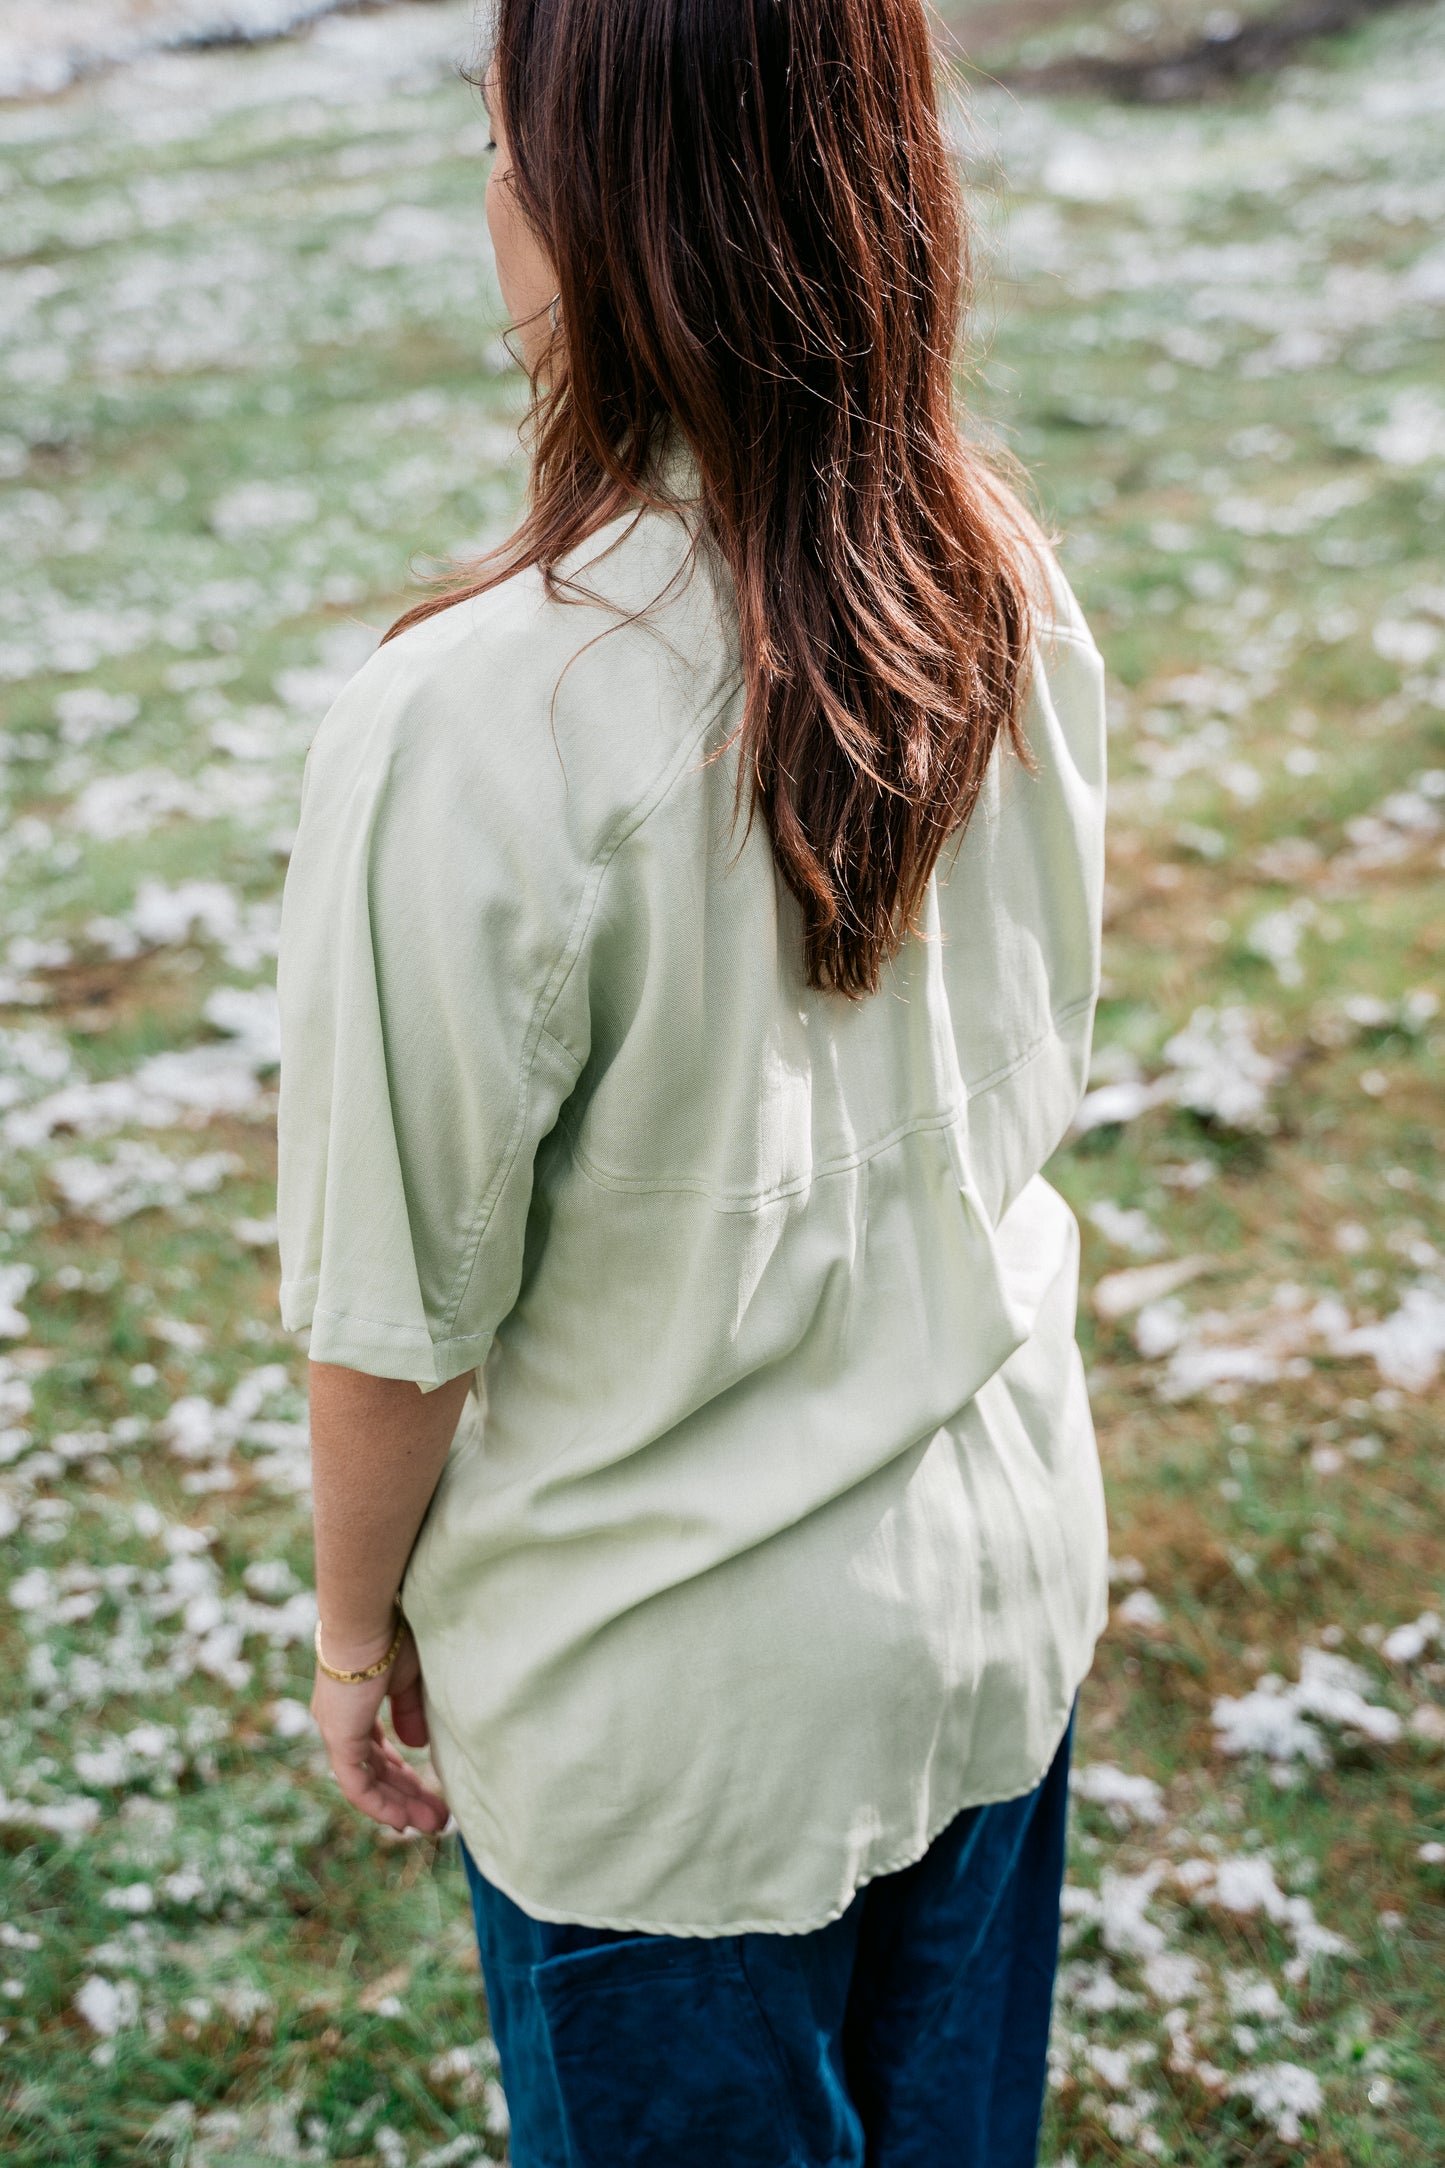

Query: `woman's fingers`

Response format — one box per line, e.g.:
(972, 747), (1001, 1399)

(330, 1723), (449, 1833)
(388, 1667), (430, 1750)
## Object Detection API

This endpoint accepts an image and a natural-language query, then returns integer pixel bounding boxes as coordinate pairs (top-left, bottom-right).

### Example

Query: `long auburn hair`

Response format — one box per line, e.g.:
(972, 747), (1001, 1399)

(384, 0), (1043, 997)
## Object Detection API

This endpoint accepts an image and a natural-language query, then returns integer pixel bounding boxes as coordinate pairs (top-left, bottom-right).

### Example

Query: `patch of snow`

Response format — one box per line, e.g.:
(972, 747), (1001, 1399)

(1074, 1004), (1281, 1136)
(209, 480), (318, 540)
(1382, 1611), (1441, 1665)
(1211, 1854), (1291, 1919)
(1071, 1762), (1166, 1825)
(1095, 1256), (1211, 1322)
(1373, 617), (1442, 668)
(1230, 2061), (1323, 2144)
(102, 1883), (155, 1915)
(0, 1265), (35, 1341)
(1245, 899), (1315, 985)
(1214, 1648), (1401, 1780)
(1056, 1957), (1143, 2013)
(1363, 387), (1445, 469)
(73, 1974), (140, 2038)
(1148, 1285), (1356, 1403)
(1332, 1279), (1445, 1392)
(1086, 1201), (1168, 1256)
(50, 1142), (242, 1224)
(88, 876), (240, 957)
(1225, 1969), (1288, 2022)
(1116, 1588), (1166, 1631)
(1161, 1006), (1281, 1132)
(1102, 1863), (1170, 1959)
(1141, 1950), (1206, 2005)
(1133, 1296), (1190, 1358)
(54, 688), (140, 746)
(6, 982), (279, 1151)
(270, 1697), (315, 1739)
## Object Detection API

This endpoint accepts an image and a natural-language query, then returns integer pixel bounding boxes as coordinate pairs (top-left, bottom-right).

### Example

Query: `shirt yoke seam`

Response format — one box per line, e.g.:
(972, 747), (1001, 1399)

(561, 986), (1096, 1211)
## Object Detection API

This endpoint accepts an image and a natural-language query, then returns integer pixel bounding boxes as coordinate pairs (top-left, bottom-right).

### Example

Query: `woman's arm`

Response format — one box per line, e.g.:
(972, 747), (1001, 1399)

(308, 1361), (474, 1834)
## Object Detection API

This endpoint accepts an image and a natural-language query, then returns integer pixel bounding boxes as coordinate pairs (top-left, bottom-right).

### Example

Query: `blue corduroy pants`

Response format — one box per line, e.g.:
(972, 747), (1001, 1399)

(460, 1695), (1075, 2168)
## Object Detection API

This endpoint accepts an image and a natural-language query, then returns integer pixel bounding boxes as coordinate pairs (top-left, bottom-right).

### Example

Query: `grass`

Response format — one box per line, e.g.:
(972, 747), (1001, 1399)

(0, 1), (1442, 2161)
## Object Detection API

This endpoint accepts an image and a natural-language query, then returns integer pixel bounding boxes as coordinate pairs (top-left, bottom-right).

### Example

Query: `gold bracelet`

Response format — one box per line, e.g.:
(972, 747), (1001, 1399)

(313, 1609), (405, 1684)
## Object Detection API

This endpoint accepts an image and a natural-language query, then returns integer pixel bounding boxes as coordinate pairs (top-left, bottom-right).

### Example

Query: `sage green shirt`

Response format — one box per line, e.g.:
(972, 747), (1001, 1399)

(277, 482), (1110, 1935)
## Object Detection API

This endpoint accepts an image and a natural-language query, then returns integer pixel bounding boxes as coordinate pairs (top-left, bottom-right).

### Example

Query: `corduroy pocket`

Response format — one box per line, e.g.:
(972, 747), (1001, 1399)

(533, 1932), (801, 2168)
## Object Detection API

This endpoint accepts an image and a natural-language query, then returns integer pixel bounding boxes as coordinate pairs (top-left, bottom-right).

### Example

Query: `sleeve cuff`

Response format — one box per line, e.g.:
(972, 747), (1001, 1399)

(279, 1279), (490, 1390)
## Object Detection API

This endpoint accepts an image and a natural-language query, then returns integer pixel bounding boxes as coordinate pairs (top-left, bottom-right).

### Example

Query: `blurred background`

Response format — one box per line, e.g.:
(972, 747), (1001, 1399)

(0, 2), (1441, 2163)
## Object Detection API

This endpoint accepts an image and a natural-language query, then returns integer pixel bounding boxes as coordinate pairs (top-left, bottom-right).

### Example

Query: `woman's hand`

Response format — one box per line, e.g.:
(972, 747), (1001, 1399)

(304, 1362), (475, 1835)
(311, 1621), (450, 1835)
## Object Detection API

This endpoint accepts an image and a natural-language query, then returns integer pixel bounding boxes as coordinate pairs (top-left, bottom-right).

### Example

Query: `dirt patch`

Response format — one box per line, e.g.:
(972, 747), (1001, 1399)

(980, 0), (1428, 100)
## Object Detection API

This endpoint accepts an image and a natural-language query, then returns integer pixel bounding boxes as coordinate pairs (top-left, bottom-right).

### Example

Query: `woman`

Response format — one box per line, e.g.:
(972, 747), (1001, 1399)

(278, 0), (1109, 2161)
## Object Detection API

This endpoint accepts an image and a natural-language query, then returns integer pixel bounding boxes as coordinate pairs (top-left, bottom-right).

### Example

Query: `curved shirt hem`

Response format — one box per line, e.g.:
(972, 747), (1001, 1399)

(441, 1646), (1099, 1941)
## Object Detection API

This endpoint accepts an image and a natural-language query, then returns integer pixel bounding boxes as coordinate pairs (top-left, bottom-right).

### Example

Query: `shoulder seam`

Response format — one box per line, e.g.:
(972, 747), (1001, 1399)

(437, 665), (744, 1342)
(1035, 622), (1101, 657)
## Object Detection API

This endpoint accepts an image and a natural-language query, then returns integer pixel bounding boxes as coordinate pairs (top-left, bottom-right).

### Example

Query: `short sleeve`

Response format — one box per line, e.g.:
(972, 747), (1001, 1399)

(275, 622), (593, 1389)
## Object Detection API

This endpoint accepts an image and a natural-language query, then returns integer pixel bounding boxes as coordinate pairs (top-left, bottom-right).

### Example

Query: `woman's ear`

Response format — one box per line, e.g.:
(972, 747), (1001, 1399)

(483, 64), (559, 371)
